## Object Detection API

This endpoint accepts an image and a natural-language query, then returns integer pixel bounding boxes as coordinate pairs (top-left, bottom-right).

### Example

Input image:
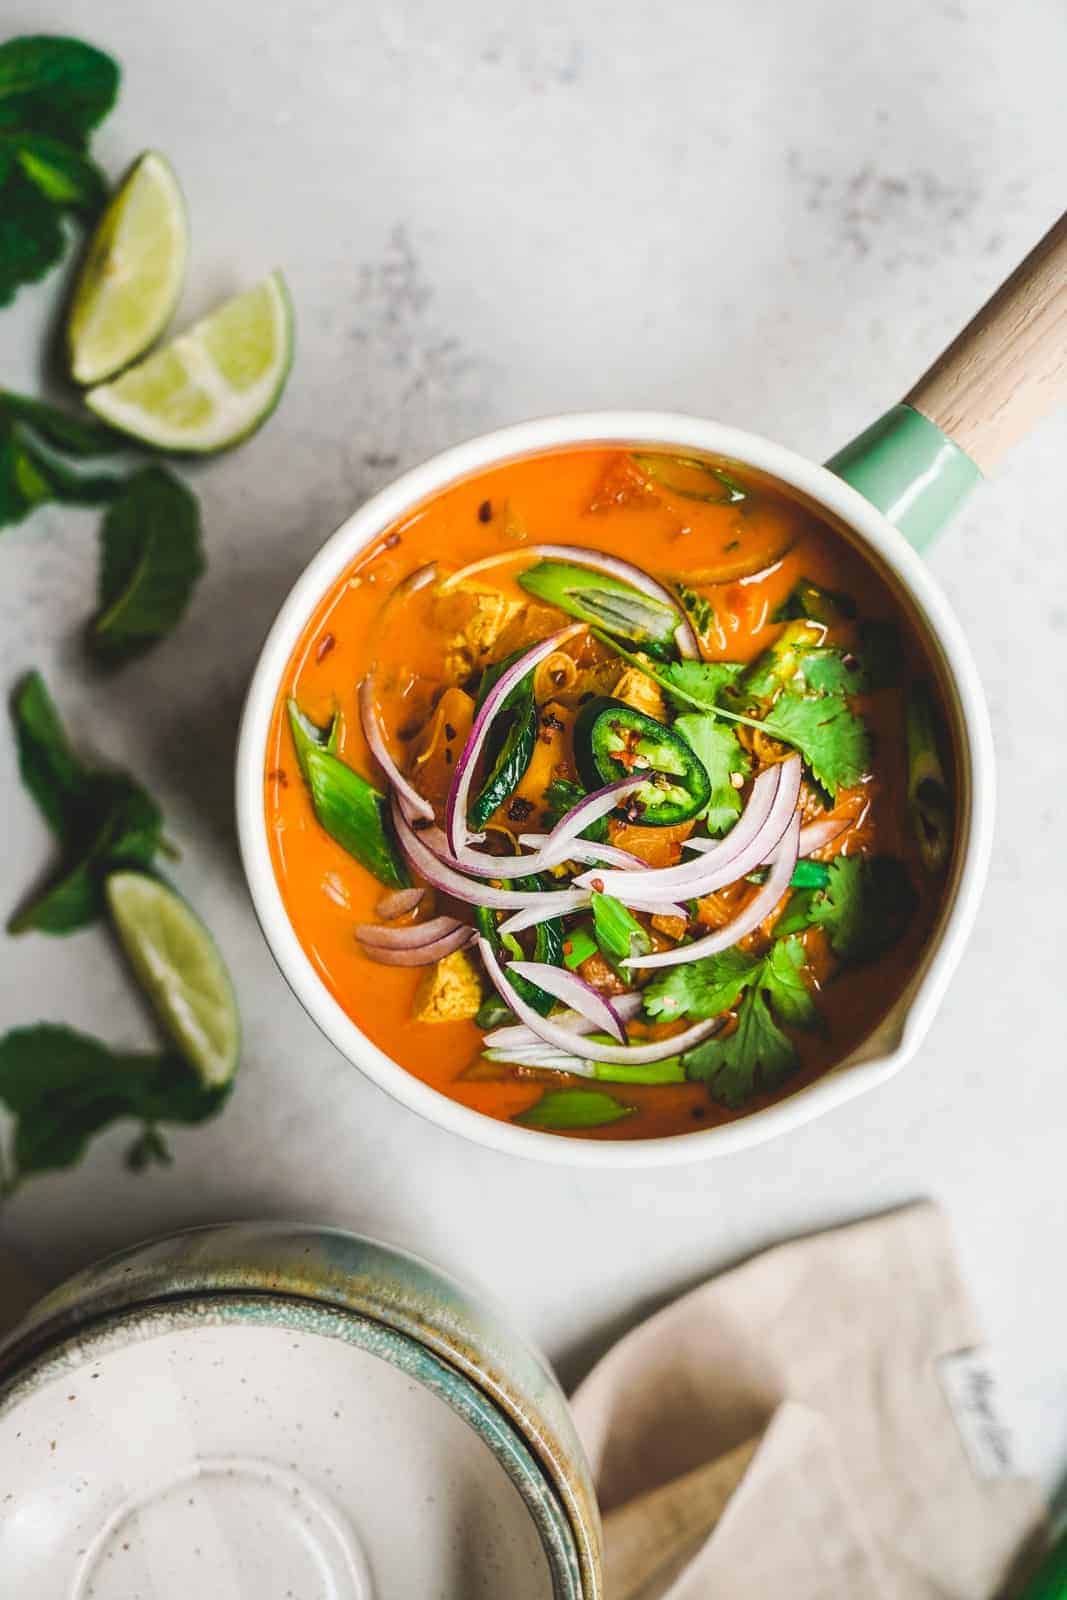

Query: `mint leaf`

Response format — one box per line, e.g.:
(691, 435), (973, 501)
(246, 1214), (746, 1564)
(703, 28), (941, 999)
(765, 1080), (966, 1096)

(13, 133), (104, 210)
(0, 389), (127, 456)
(0, 1023), (225, 1180)
(0, 166), (66, 305)
(643, 945), (762, 1021)
(0, 36), (119, 144)
(88, 467), (204, 665)
(516, 1087), (633, 1130)
(684, 983), (796, 1108)
(673, 712), (750, 834)
(10, 671), (89, 836)
(810, 855), (916, 964)
(0, 408), (124, 527)
(8, 671), (166, 934)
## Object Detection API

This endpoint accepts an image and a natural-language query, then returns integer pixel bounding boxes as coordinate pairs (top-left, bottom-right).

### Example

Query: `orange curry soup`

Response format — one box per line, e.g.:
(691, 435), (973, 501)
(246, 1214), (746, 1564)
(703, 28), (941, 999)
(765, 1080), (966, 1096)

(266, 447), (952, 1140)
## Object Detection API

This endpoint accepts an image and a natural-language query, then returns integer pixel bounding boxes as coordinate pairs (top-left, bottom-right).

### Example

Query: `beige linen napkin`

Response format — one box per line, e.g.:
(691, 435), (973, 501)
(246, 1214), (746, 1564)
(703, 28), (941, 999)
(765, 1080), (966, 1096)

(571, 1201), (1045, 1600)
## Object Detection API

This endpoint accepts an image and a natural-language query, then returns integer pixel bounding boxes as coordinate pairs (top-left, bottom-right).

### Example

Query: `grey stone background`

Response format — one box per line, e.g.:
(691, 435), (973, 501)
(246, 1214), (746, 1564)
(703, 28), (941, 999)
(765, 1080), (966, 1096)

(2, 0), (1065, 1490)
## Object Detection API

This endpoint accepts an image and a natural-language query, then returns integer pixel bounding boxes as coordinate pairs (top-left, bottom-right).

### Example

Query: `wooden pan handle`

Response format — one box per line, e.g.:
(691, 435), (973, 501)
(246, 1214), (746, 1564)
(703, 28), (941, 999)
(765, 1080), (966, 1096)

(906, 210), (1067, 474)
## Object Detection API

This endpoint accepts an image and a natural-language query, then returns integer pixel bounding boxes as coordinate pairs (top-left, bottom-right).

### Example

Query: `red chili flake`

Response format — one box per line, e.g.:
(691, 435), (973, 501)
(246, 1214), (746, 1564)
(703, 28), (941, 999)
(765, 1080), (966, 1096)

(444, 748), (453, 765)
(591, 877), (605, 893)
(563, 940), (573, 955)
(477, 500), (492, 523)
(384, 531), (401, 549)
(267, 767), (289, 787)
(507, 796), (534, 822)
(444, 723), (457, 741)
(315, 633), (336, 663)
(541, 710), (565, 733)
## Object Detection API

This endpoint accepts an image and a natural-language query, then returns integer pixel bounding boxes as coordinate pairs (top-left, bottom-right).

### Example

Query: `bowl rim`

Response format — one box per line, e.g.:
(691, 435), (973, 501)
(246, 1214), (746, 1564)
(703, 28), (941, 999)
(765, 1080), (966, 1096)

(235, 410), (995, 1169)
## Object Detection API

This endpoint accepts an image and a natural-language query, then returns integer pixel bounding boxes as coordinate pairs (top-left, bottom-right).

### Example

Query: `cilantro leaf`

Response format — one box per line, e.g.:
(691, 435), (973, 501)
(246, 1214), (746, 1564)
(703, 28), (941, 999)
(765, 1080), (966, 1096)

(684, 984), (796, 1108)
(794, 623), (902, 697)
(761, 936), (820, 1029)
(644, 944), (761, 1022)
(8, 670), (166, 934)
(761, 693), (870, 795)
(0, 390), (127, 457)
(660, 657), (745, 713)
(810, 855), (917, 964)
(673, 712), (750, 834)
(88, 467), (205, 665)
(0, 1023), (225, 1180)
(0, 36), (119, 145)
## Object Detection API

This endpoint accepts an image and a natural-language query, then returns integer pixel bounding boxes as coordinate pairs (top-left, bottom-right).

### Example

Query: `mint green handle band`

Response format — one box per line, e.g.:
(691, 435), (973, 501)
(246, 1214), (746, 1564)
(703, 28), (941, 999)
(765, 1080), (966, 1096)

(826, 403), (982, 552)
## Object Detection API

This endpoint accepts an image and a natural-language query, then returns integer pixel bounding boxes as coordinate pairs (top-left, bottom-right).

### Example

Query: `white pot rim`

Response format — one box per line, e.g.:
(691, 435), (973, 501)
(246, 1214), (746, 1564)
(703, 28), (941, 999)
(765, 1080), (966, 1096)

(235, 410), (994, 1169)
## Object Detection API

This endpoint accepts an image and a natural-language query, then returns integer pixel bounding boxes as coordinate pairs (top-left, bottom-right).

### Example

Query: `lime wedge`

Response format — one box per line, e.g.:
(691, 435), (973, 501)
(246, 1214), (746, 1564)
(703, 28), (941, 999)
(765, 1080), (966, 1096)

(67, 151), (189, 386)
(105, 871), (239, 1089)
(84, 272), (294, 453)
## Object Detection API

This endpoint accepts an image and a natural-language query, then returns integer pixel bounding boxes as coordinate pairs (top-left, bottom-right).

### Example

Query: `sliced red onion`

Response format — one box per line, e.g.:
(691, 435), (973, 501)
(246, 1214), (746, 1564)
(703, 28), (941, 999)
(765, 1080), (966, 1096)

(357, 925), (474, 966)
(438, 545), (698, 658)
(477, 937), (721, 1063)
(484, 992), (644, 1051)
(393, 797), (592, 913)
(505, 961), (626, 1042)
(356, 914), (463, 950)
(798, 815), (852, 857)
(537, 776), (646, 856)
(573, 760), (792, 896)
(485, 1047), (594, 1076)
(405, 812), (641, 880)
(495, 897), (592, 938)
(376, 886), (427, 920)
(517, 833), (648, 872)
(624, 813), (801, 970)
(444, 624), (583, 856)
(359, 677), (435, 820)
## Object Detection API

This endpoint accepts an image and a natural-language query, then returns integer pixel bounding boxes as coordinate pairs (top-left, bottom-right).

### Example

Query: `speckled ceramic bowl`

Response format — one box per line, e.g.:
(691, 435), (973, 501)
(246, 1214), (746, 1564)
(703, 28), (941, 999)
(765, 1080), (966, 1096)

(0, 1224), (602, 1599)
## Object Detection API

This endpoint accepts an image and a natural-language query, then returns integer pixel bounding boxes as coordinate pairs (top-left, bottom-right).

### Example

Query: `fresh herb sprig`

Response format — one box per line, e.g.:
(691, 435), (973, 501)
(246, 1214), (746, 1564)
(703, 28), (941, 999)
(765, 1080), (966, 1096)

(0, 35), (118, 305)
(7, 671), (167, 934)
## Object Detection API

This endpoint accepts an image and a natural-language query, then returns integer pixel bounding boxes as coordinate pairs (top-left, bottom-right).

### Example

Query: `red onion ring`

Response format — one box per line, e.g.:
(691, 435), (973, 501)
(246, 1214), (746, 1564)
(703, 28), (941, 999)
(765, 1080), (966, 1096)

(574, 759), (796, 897)
(444, 625), (584, 856)
(357, 925), (475, 966)
(393, 797), (592, 914)
(798, 815), (852, 857)
(624, 814), (801, 969)
(485, 993), (644, 1051)
(359, 677), (435, 821)
(376, 887), (427, 920)
(477, 937), (721, 1064)
(438, 545), (699, 659)
(505, 961), (626, 1042)
(356, 914), (463, 950)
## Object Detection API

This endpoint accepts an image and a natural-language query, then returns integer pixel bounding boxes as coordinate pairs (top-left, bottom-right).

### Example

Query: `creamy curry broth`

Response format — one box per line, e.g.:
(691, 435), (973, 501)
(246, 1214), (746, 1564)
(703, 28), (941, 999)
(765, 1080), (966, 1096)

(265, 447), (951, 1140)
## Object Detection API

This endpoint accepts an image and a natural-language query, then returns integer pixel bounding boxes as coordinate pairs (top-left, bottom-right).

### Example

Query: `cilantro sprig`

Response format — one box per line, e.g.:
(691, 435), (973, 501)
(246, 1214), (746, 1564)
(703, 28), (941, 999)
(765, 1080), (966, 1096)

(592, 632), (871, 798)
(646, 937), (819, 1108)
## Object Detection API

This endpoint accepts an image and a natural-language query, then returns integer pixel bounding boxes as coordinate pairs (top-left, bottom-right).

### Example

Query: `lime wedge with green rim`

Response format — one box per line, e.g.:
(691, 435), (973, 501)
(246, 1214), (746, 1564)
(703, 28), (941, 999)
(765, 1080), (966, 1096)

(67, 151), (188, 386)
(105, 871), (239, 1089)
(85, 272), (294, 453)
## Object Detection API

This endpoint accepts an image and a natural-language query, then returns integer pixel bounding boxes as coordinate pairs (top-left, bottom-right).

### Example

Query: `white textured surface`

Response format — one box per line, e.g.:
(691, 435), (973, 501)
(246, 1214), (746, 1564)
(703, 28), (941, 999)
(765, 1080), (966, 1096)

(1, 0), (1065, 1495)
